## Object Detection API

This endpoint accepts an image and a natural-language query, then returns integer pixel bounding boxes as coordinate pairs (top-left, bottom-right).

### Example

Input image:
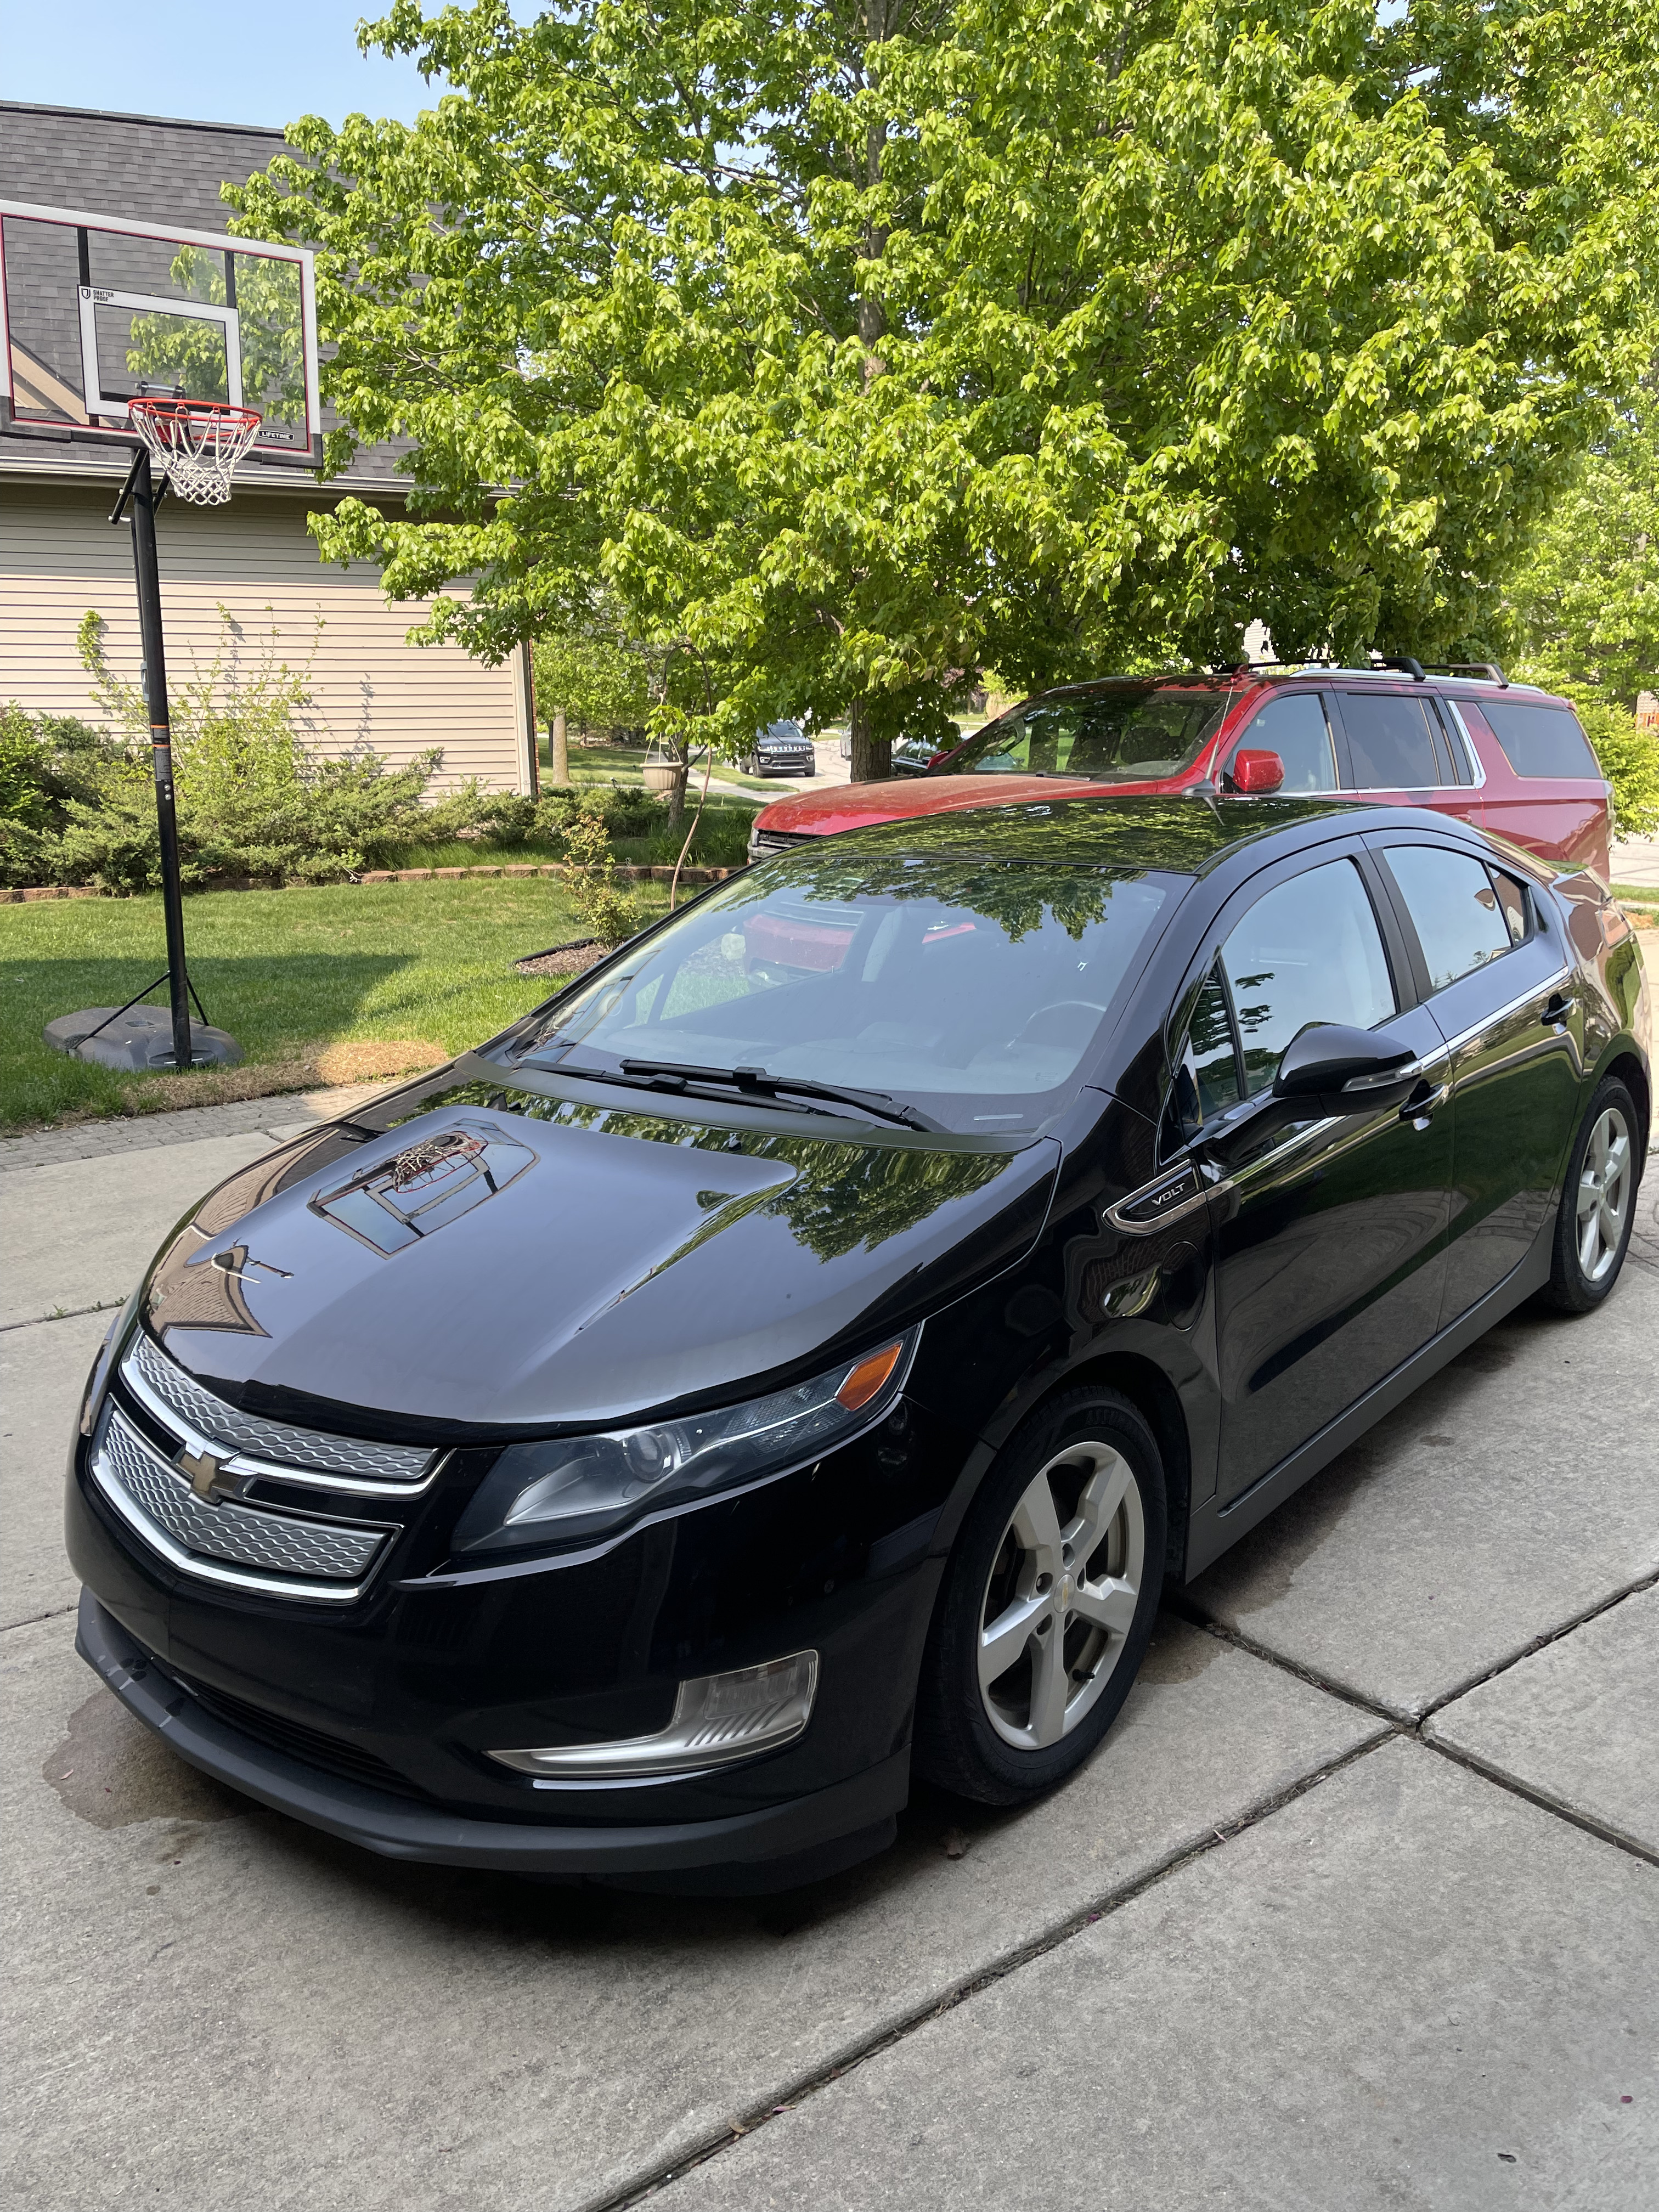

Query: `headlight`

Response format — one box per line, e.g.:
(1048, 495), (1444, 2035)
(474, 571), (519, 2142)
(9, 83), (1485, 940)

(450, 1328), (920, 1554)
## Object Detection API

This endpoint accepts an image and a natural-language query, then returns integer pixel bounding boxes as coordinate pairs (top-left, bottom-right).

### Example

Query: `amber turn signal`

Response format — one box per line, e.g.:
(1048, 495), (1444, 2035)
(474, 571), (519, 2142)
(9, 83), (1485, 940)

(836, 1339), (905, 1412)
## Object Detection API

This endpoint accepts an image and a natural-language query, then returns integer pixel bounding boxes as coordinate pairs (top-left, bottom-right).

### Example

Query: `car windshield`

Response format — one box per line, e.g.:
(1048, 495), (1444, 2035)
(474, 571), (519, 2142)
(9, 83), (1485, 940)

(499, 850), (1176, 1133)
(944, 689), (1228, 783)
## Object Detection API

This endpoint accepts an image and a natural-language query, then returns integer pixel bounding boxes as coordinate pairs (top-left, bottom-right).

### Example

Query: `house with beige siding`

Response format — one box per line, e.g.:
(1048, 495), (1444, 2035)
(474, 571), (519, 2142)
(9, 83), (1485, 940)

(0, 103), (537, 795)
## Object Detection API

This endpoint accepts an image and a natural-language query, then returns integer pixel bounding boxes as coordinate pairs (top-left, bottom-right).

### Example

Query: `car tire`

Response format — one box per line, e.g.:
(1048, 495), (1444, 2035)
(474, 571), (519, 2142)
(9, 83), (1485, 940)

(1539, 1075), (1643, 1313)
(913, 1389), (1166, 1806)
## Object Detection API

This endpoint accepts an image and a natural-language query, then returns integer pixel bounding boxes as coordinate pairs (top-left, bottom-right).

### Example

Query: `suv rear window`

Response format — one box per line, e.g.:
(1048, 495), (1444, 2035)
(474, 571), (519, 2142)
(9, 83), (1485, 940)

(1478, 701), (1600, 780)
(1338, 692), (1446, 788)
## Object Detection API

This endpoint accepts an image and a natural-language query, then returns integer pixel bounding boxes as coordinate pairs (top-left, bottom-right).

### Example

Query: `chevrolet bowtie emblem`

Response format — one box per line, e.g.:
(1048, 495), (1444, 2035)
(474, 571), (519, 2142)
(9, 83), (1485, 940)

(176, 1445), (233, 1504)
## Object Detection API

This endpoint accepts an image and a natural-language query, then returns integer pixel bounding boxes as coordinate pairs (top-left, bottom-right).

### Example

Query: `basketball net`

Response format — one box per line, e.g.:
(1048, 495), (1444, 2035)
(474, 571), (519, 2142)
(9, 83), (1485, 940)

(128, 397), (263, 506)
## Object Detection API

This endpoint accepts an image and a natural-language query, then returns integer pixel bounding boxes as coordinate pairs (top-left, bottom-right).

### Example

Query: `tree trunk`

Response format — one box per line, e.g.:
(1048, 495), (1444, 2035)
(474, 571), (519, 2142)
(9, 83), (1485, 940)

(550, 707), (569, 785)
(848, 697), (890, 783)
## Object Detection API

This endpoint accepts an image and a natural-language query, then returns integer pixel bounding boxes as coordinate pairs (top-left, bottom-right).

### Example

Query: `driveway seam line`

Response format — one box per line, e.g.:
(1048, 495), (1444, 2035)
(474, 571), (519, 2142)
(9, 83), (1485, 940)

(1411, 1566), (1659, 1720)
(1164, 1601), (1401, 1723)
(1416, 1734), (1659, 1868)
(1, 1603), (80, 1634)
(0, 1299), (126, 1335)
(580, 1726), (1398, 2212)
(1172, 1562), (1659, 1728)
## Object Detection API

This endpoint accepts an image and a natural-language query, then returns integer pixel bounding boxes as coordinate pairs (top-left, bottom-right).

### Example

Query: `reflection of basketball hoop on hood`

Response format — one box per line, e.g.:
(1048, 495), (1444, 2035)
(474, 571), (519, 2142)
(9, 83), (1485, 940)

(389, 1130), (488, 1194)
(313, 1120), (538, 1256)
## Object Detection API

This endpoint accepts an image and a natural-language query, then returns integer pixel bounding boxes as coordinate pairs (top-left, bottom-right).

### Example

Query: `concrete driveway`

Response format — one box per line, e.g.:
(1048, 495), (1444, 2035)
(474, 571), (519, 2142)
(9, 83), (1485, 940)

(2, 1086), (1655, 2212)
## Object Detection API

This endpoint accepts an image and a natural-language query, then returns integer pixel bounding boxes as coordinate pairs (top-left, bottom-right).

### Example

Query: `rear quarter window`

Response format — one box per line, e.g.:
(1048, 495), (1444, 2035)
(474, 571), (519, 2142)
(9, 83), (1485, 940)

(1476, 702), (1600, 780)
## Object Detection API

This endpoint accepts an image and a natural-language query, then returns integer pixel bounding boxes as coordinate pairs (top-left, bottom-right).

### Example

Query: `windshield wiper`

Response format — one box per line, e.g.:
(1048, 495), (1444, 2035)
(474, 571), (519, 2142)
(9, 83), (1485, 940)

(618, 1059), (944, 1133)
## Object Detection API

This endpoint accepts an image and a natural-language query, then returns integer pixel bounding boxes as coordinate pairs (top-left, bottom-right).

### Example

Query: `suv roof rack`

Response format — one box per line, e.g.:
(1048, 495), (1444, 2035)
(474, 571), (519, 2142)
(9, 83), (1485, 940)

(1227, 655), (1509, 687)
(1420, 661), (1509, 687)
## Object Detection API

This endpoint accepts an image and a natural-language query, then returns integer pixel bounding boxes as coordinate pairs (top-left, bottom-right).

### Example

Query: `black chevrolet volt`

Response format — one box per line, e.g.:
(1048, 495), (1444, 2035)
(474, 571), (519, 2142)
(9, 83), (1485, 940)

(68, 798), (1650, 1888)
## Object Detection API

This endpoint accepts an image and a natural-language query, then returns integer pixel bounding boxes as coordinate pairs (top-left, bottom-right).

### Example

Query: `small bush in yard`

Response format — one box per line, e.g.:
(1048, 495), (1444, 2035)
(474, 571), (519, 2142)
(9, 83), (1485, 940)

(0, 706), (132, 886)
(534, 782), (662, 845)
(561, 806), (640, 945)
(454, 792), (539, 845)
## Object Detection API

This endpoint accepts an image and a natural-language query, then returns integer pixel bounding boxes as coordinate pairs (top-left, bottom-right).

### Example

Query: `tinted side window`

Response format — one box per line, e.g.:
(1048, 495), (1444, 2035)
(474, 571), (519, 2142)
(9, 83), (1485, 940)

(1227, 693), (1338, 793)
(1479, 701), (1600, 780)
(1339, 692), (1443, 788)
(1220, 860), (1396, 1096)
(1385, 846), (1513, 990)
(1491, 871), (1529, 945)
(1169, 964), (1242, 1141)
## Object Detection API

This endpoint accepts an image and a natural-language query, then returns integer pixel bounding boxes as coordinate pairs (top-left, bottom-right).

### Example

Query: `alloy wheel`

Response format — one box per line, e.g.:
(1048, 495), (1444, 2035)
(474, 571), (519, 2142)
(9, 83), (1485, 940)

(1576, 1104), (1632, 1283)
(977, 1441), (1144, 1752)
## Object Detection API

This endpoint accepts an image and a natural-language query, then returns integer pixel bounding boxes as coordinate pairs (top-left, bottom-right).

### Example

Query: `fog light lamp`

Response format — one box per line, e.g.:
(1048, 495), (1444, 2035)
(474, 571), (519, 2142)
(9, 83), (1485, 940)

(488, 1649), (819, 1780)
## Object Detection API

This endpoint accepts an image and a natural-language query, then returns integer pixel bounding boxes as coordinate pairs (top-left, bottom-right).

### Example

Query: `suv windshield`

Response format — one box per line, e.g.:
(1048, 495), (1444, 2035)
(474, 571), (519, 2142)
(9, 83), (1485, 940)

(944, 688), (1228, 782)
(501, 851), (1175, 1133)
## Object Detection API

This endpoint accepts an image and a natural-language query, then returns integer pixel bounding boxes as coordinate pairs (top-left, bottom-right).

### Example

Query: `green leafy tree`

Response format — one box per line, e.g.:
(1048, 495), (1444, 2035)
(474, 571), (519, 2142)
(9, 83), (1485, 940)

(1497, 372), (1659, 833)
(232, 0), (1659, 779)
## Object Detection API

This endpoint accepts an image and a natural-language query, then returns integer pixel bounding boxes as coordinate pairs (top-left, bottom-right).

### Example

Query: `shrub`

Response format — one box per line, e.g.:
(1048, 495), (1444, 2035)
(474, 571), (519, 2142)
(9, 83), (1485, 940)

(561, 806), (640, 944)
(0, 706), (137, 886)
(5, 613), (510, 889)
(534, 781), (663, 846)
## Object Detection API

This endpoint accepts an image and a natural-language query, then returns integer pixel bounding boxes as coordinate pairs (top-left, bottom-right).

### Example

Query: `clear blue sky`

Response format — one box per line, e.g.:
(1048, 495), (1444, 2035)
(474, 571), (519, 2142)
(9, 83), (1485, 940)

(1, 0), (462, 132)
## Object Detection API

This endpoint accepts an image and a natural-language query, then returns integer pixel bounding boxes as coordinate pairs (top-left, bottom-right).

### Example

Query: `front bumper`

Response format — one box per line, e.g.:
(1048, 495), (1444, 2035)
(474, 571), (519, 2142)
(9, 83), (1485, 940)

(77, 1592), (907, 1886)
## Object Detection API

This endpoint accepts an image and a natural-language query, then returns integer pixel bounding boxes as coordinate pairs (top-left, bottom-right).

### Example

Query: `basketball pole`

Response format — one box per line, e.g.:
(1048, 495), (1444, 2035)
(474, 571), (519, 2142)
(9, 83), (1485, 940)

(120, 443), (195, 1073)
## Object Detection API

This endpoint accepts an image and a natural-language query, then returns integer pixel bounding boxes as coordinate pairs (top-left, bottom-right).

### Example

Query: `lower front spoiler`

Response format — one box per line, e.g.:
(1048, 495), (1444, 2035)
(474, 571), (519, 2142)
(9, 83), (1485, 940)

(77, 1592), (907, 1890)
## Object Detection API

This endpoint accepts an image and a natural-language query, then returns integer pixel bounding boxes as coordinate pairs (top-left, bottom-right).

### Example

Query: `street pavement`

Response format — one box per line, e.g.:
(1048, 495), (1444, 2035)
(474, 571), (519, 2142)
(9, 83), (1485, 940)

(1, 1079), (1655, 2212)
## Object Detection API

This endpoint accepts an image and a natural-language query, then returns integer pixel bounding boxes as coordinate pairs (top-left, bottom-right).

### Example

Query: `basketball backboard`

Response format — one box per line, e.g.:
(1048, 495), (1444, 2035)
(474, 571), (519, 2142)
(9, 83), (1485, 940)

(0, 200), (320, 466)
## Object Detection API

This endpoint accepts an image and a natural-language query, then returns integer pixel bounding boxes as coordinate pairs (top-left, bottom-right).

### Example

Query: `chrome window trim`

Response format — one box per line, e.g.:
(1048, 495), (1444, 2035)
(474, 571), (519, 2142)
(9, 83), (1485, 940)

(120, 1337), (447, 1499)
(90, 1409), (387, 1605)
(1344, 967), (1575, 1088)
(1439, 700), (1488, 788)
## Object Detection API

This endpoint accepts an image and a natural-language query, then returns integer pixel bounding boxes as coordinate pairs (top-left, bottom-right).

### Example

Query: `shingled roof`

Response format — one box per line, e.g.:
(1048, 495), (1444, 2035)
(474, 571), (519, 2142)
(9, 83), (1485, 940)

(0, 100), (409, 492)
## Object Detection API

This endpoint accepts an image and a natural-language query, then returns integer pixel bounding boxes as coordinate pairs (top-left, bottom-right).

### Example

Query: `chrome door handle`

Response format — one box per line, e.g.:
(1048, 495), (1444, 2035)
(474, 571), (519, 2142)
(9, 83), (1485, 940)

(1540, 993), (1572, 1028)
(1400, 1078), (1448, 1128)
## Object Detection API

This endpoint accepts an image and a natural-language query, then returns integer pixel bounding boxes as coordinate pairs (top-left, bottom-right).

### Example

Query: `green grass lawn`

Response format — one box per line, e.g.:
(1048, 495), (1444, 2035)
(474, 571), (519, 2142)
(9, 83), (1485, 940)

(0, 876), (669, 1131)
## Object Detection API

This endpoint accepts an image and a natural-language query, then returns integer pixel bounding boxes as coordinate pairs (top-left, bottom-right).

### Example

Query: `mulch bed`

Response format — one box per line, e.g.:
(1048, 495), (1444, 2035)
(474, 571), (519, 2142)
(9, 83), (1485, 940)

(514, 939), (610, 978)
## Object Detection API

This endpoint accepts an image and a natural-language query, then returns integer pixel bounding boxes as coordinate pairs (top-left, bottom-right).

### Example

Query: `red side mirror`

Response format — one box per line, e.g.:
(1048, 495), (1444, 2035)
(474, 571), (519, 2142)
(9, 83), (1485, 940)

(1229, 749), (1285, 794)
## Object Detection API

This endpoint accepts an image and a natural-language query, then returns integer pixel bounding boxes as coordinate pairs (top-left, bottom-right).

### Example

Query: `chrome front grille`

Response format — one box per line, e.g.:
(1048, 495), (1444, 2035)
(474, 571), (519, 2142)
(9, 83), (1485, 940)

(92, 1406), (391, 1601)
(122, 1331), (435, 1486)
(748, 828), (814, 857)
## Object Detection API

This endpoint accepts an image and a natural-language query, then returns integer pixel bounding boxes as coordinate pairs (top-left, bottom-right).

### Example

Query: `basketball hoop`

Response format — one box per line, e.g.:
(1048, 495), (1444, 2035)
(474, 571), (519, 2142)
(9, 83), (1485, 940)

(128, 397), (263, 506)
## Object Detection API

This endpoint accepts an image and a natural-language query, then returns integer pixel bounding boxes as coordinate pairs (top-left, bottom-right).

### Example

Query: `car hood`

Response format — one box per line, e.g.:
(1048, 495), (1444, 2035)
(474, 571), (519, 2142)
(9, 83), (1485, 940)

(753, 769), (1216, 838)
(755, 774), (1105, 837)
(139, 1087), (1060, 1435)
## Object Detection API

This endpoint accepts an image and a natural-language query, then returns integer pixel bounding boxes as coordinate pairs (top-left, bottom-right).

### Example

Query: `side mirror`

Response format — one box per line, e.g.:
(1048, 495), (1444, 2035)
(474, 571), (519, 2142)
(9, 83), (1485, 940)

(1226, 749), (1284, 794)
(1202, 1024), (1418, 1165)
(1273, 1023), (1418, 1115)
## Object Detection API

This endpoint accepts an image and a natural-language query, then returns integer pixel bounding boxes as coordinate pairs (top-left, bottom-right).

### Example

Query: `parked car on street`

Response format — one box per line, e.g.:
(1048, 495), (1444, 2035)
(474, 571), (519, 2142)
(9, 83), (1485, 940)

(69, 797), (1647, 1888)
(743, 719), (816, 777)
(750, 663), (1613, 878)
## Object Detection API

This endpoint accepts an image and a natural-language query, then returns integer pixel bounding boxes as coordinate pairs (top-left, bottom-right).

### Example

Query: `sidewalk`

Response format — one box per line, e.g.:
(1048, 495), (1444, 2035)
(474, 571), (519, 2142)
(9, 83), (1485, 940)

(1611, 833), (1659, 890)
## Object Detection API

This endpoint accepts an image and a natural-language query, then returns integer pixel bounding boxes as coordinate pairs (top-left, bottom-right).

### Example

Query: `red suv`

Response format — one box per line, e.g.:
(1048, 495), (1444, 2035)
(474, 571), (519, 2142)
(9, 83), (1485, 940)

(749, 663), (1612, 877)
